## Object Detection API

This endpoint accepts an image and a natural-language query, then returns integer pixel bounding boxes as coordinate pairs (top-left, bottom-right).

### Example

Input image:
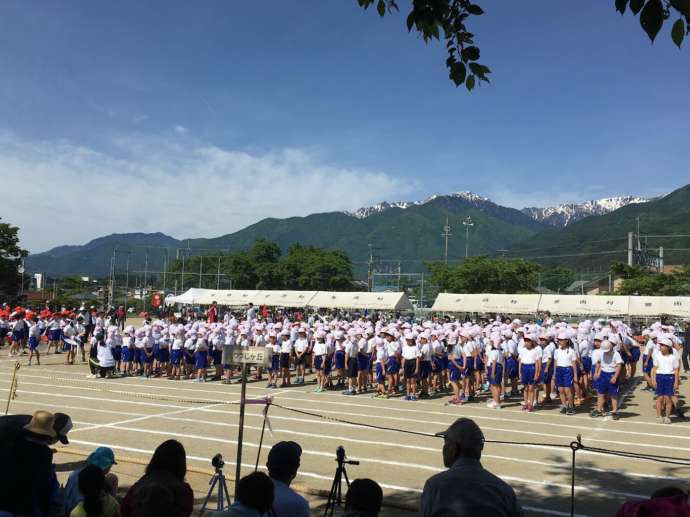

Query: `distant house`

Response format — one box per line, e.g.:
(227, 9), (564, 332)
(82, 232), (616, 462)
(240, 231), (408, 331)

(564, 276), (623, 295)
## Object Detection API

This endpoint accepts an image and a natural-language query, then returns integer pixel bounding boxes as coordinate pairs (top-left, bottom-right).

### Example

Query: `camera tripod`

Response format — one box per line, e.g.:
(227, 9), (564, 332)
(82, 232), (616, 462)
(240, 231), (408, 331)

(324, 446), (359, 517)
(199, 463), (231, 515)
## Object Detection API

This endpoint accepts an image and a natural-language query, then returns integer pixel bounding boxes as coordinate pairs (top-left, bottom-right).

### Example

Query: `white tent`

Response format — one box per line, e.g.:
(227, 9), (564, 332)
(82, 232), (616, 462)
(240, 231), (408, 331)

(660, 297), (690, 318)
(430, 293), (540, 314)
(252, 290), (318, 308)
(539, 294), (629, 316)
(165, 288), (259, 307)
(307, 291), (414, 311)
(627, 296), (666, 317)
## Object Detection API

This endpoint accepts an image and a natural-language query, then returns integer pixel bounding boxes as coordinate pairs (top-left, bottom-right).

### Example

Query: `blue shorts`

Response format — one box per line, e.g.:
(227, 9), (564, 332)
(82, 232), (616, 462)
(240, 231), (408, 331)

(555, 366), (574, 388)
(48, 329), (62, 341)
(324, 355), (333, 375)
(440, 354), (449, 370)
(159, 348), (171, 363)
(463, 357), (475, 377)
(143, 349), (154, 364)
(270, 354), (280, 372)
(314, 355), (324, 371)
(375, 363), (385, 384)
(121, 347), (132, 362)
(581, 356), (592, 373)
(11, 331), (22, 342)
(420, 360), (432, 380)
(643, 355), (654, 374)
(185, 351), (195, 365)
(403, 360), (417, 379)
(489, 364), (503, 385)
(630, 347), (641, 363)
(385, 357), (400, 375)
(357, 353), (370, 371)
(335, 350), (346, 370)
(431, 356), (443, 372)
(152, 343), (160, 360)
(112, 345), (122, 362)
(170, 349), (182, 365)
(449, 365), (461, 382)
(540, 364), (553, 384)
(195, 350), (208, 369)
(655, 373), (675, 396)
(596, 371), (619, 397)
(475, 357), (484, 371)
(29, 336), (39, 350)
(505, 357), (518, 379)
(211, 349), (221, 365)
(521, 364), (537, 385)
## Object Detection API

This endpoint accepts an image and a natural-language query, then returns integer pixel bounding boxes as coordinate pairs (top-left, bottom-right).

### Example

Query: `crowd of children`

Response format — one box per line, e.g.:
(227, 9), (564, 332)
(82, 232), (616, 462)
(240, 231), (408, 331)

(1, 303), (688, 423)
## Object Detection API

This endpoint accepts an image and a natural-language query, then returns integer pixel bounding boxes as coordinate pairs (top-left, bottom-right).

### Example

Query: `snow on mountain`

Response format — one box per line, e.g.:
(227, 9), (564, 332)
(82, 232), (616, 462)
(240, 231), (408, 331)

(521, 196), (651, 227)
(347, 191), (492, 219)
(348, 191), (652, 227)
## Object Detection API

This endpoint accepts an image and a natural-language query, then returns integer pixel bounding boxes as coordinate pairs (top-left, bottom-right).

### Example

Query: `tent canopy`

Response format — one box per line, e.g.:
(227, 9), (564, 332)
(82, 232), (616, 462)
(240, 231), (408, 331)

(166, 289), (413, 311)
(307, 291), (414, 311)
(431, 293), (690, 317)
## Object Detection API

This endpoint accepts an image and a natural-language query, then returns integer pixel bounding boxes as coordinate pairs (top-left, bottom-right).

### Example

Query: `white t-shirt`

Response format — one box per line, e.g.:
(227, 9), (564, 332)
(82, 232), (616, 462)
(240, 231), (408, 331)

(519, 347), (542, 365)
(402, 343), (421, 360)
(486, 348), (504, 367)
(294, 338), (309, 354)
(554, 347), (577, 368)
(653, 352), (680, 375)
(596, 350), (623, 373)
(280, 338), (293, 354)
(313, 341), (327, 356)
(420, 342), (433, 361)
(375, 345), (388, 364)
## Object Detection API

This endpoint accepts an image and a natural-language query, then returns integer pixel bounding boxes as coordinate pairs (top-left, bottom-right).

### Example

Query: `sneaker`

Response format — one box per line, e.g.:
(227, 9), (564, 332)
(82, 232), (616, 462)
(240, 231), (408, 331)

(590, 409), (602, 418)
(404, 395), (411, 401)
(559, 405), (568, 414)
(663, 416), (672, 424)
(566, 406), (575, 416)
(419, 392), (430, 399)
(486, 400), (497, 409)
(611, 412), (620, 421)
(459, 394), (467, 403)
(527, 404), (534, 412)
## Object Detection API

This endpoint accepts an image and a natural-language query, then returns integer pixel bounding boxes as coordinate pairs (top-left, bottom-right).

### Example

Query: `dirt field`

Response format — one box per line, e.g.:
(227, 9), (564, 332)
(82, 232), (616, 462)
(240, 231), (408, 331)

(2, 349), (689, 517)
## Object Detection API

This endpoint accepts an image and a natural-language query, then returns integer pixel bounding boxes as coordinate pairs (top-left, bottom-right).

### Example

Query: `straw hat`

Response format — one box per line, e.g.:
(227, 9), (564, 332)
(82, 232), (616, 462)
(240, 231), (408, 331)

(24, 410), (57, 439)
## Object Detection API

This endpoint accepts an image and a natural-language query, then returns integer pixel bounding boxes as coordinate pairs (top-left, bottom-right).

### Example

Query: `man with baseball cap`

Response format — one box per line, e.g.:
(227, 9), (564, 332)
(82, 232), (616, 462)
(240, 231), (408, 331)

(266, 441), (309, 517)
(420, 418), (523, 516)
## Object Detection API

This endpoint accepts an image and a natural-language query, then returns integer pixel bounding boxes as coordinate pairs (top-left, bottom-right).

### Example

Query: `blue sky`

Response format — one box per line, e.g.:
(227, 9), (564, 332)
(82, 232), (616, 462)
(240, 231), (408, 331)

(1, 1), (688, 252)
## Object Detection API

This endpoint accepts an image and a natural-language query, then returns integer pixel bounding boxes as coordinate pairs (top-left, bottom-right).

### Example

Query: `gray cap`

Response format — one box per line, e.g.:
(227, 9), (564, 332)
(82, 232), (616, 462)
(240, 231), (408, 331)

(435, 417), (485, 449)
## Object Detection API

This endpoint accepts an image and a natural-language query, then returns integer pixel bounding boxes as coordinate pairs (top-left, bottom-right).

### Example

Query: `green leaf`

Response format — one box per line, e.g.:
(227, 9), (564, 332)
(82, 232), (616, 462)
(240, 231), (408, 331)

(670, 0), (690, 18)
(449, 61), (467, 86)
(640, 0), (664, 42)
(630, 0), (645, 15)
(466, 4), (484, 15)
(672, 17), (685, 47)
(466, 74), (476, 91)
(461, 46), (480, 61)
(616, 0), (629, 14)
(406, 12), (415, 31)
(377, 0), (385, 17)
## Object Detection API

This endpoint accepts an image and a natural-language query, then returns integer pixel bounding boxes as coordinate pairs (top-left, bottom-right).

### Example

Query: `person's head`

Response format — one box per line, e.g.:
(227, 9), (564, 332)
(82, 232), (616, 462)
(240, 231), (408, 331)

(651, 486), (688, 499)
(87, 447), (117, 474)
(146, 439), (187, 481)
(53, 413), (73, 445)
(345, 478), (383, 517)
(23, 410), (57, 442)
(266, 441), (302, 484)
(79, 465), (105, 517)
(435, 417), (485, 468)
(237, 472), (275, 514)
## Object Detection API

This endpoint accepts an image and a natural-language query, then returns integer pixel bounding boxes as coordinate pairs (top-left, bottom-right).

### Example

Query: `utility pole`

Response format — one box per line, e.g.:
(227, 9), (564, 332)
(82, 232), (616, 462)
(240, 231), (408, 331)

(142, 249), (149, 312)
(442, 216), (452, 264)
(462, 216), (474, 258)
(124, 253), (130, 313)
(367, 243), (374, 292)
(627, 232), (634, 267)
(216, 256), (222, 289)
(199, 255), (203, 288)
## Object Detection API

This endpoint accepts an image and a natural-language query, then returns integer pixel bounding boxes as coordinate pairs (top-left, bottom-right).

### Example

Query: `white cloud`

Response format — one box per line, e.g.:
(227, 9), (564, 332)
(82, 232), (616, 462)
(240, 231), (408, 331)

(0, 131), (414, 253)
(173, 125), (188, 135)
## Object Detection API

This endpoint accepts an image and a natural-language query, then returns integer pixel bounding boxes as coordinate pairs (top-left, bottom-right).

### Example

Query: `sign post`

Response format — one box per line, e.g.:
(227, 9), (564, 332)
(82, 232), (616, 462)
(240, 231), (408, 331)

(225, 346), (271, 499)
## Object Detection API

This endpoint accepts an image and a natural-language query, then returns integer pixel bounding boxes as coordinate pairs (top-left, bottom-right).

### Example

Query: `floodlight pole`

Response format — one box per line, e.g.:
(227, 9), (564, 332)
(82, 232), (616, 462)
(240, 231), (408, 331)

(462, 216), (474, 258)
(235, 362), (248, 499)
(442, 217), (452, 264)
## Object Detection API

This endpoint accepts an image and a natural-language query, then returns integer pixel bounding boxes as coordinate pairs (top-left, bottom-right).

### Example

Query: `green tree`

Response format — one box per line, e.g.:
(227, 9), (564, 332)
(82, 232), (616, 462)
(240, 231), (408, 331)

(427, 257), (540, 293)
(0, 219), (28, 298)
(280, 245), (353, 290)
(616, 265), (690, 295)
(358, 1), (689, 89)
(540, 266), (576, 293)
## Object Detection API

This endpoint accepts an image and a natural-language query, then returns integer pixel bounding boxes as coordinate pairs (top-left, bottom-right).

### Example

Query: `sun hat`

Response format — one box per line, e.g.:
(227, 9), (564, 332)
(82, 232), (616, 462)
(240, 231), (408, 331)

(24, 410), (57, 439)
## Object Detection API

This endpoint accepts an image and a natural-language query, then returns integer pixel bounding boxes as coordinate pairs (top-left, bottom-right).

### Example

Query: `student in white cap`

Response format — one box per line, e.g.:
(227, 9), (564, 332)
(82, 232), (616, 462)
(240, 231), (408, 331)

(652, 337), (680, 424)
(591, 340), (623, 420)
(518, 334), (542, 412)
(401, 332), (421, 401)
(553, 332), (578, 415)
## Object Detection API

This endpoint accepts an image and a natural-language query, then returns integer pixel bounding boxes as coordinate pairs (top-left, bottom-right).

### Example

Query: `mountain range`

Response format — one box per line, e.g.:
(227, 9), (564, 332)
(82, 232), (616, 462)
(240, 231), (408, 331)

(25, 186), (689, 278)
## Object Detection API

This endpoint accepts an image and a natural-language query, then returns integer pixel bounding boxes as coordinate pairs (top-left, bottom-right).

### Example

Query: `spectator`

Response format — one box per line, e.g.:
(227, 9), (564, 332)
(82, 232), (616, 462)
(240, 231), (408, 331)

(682, 319), (690, 373)
(212, 471), (275, 517)
(420, 417), (523, 517)
(0, 410), (60, 515)
(70, 465), (120, 517)
(0, 411), (72, 444)
(615, 486), (690, 516)
(121, 439), (194, 517)
(64, 447), (119, 514)
(343, 478), (383, 517)
(266, 441), (309, 517)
